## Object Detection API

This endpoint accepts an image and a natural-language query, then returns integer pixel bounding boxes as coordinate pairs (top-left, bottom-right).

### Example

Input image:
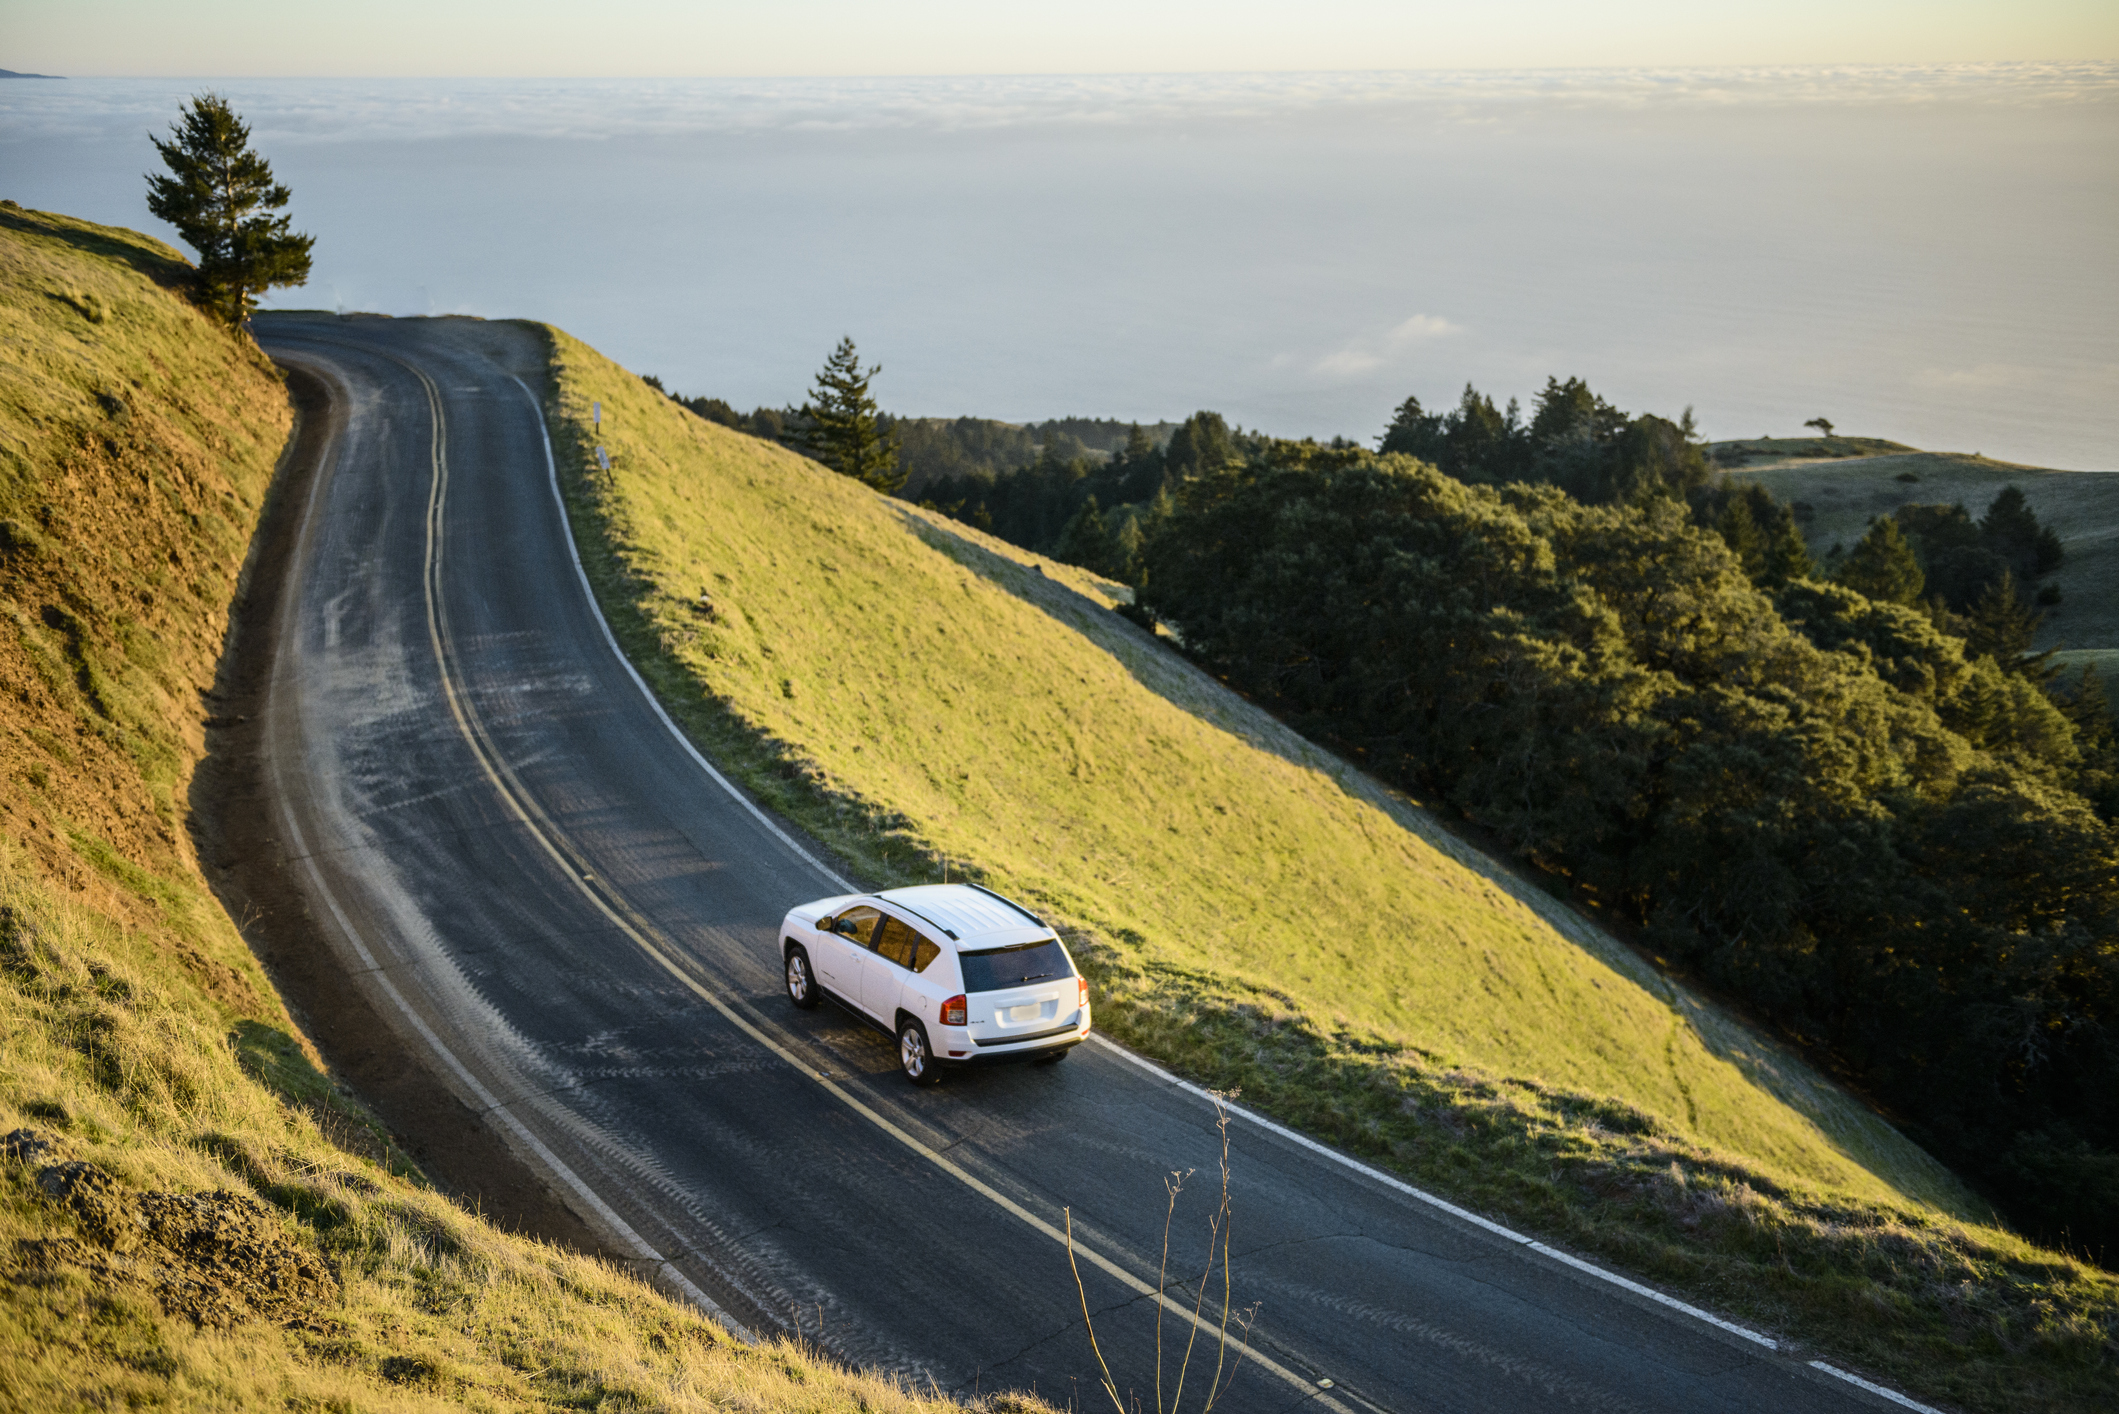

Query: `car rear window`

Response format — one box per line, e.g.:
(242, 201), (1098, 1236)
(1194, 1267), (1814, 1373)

(958, 939), (1073, 993)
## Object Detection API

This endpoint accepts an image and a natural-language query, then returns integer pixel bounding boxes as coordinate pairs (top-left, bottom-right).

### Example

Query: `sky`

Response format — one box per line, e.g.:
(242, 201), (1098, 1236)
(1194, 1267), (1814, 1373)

(5, 0), (2115, 77)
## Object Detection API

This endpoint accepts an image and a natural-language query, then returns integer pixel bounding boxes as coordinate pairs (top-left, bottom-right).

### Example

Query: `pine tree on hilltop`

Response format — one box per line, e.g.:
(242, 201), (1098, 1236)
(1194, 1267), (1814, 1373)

(146, 93), (314, 326)
(800, 338), (903, 493)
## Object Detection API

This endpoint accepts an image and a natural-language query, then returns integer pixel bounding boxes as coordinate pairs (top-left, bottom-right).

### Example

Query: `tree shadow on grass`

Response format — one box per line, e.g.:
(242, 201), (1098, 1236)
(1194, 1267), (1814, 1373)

(1, 203), (194, 295)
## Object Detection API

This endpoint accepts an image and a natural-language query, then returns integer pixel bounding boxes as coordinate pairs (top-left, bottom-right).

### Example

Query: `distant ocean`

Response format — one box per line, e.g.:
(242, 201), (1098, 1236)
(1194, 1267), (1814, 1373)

(5, 67), (2115, 468)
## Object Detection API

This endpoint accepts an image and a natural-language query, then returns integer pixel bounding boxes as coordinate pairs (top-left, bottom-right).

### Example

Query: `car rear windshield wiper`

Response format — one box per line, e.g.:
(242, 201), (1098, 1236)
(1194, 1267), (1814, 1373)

(1018, 971), (1057, 982)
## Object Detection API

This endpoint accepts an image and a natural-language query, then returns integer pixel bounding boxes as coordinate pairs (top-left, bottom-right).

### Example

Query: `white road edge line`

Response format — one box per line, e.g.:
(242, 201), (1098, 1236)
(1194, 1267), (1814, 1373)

(1085, 1036), (1785, 1350)
(513, 378), (856, 898)
(1806, 1362), (1945, 1413)
(515, 368), (1938, 1414)
(280, 800), (752, 1343)
(500, 373), (1352, 1413)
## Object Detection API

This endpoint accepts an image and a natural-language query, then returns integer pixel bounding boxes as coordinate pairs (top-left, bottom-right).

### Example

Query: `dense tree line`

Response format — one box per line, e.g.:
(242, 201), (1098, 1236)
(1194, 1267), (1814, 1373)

(1131, 437), (2119, 1260)
(1380, 377), (1713, 504)
(643, 372), (1184, 507)
(918, 411), (1257, 580)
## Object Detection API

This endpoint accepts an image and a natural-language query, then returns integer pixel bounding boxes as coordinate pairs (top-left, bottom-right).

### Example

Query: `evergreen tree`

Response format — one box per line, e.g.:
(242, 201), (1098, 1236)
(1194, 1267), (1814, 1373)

(1378, 394), (1445, 461)
(1763, 516), (1817, 587)
(145, 92), (314, 326)
(1714, 496), (1766, 582)
(1443, 384), (1518, 482)
(1981, 486), (2040, 570)
(1054, 495), (1120, 578)
(800, 337), (903, 493)
(1835, 515), (1925, 606)
(2053, 666), (2119, 819)
(1962, 570), (2055, 680)
(1163, 411), (1233, 481)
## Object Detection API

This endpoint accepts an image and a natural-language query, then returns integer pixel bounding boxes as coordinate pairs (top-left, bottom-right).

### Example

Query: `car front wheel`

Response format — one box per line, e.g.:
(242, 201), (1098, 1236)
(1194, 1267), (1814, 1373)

(899, 1019), (942, 1086)
(785, 946), (820, 1010)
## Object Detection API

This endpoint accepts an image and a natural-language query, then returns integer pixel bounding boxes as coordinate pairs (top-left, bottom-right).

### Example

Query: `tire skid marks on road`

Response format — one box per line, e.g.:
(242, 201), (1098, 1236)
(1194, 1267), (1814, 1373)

(270, 339), (763, 1343)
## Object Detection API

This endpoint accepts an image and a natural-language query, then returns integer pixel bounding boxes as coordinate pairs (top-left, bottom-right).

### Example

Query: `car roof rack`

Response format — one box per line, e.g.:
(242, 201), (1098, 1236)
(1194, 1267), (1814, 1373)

(887, 899), (958, 940)
(969, 881), (1047, 928)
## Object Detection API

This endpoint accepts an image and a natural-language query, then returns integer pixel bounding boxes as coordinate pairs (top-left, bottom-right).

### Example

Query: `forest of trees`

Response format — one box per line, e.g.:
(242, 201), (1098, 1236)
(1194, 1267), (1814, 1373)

(1118, 396), (2114, 1259)
(642, 376), (1175, 501)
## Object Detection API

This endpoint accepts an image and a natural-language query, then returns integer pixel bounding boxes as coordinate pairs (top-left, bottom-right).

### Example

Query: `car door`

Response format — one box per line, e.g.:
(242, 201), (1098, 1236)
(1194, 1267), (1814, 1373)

(816, 905), (879, 995)
(862, 913), (922, 1021)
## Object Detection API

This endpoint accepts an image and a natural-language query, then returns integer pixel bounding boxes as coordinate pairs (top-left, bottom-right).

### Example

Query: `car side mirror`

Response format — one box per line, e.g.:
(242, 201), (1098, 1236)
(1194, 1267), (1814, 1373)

(817, 916), (836, 933)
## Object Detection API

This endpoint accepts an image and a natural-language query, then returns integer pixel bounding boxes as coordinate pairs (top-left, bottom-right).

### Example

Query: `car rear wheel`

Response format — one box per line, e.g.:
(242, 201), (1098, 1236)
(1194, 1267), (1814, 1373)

(785, 946), (820, 1010)
(899, 1019), (941, 1086)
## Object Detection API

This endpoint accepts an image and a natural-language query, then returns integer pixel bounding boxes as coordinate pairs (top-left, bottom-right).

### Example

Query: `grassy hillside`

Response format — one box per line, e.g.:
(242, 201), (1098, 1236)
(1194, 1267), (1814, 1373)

(1711, 434), (1920, 466)
(545, 332), (2119, 1411)
(1721, 442), (2119, 651)
(0, 205), (1026, 1414)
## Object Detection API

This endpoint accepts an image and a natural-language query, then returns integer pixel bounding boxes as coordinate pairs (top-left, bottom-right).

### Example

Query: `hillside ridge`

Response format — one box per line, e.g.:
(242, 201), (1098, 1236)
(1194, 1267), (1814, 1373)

(541, 326), (2119, 1413)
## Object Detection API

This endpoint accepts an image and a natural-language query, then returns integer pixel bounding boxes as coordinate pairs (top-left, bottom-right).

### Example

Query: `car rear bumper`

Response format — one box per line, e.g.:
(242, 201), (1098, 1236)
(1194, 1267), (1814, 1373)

(945, 1021), (1089, 1064)
(951, 1035), (1085, 1065)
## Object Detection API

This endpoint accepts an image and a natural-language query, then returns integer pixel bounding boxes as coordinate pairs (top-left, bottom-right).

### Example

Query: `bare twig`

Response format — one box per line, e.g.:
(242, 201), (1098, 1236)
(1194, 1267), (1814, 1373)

(1069, 1096), (1257, 1414)
(1155, 1168), (1192, 1414)
(1065, 1207), (1128, 1414)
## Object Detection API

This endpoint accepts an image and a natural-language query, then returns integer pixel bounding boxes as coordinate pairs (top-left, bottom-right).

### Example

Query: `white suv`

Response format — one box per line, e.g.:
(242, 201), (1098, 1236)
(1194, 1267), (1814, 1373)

(778, 883), (1091, 1085)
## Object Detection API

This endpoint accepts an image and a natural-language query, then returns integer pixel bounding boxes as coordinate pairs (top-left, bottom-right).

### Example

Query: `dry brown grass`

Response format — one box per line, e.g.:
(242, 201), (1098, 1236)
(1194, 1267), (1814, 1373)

(1726, 446), (2119, 651)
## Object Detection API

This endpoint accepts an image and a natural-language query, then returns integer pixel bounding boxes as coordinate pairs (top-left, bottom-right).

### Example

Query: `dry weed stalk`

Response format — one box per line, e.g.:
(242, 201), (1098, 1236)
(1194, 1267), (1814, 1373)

(1066, 1096), (1256, 1414)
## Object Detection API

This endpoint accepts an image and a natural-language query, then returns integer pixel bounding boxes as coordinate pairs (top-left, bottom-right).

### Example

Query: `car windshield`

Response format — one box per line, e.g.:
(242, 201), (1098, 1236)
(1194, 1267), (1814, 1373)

(958, 939), (1072, 994)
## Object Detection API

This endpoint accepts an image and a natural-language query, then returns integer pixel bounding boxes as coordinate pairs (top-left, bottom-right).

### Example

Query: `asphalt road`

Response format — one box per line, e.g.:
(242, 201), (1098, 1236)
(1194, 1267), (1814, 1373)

(248, 312), (1908, 1414)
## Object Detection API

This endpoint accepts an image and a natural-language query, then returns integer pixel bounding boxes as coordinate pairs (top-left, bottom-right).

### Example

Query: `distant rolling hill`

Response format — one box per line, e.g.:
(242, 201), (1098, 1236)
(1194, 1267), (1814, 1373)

(1719, 437), (2119, 660)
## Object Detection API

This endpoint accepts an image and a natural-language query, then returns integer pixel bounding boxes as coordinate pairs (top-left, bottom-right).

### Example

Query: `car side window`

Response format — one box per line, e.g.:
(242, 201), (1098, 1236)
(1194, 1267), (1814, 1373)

(833, 906), (881, 948)
(875, 916), (919, 968)
(912, 936), (941, 972)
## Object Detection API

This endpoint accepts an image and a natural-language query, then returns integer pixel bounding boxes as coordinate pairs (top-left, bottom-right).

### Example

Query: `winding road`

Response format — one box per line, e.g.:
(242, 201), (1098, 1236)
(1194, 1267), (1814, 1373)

(246, 312), (1915, 1414)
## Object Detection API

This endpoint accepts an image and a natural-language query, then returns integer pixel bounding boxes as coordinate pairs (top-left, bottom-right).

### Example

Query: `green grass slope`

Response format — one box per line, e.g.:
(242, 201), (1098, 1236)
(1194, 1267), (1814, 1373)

(1721, 442), (2119, 652)
(550, 332), (2119, 1412)
(0, 205), (1031, 1414)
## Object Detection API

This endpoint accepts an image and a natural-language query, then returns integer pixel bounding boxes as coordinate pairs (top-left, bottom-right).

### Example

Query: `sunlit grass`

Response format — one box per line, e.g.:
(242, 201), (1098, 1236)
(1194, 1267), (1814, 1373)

(546, 326), (2119, 1413)
(0, 205), (1034, 1414)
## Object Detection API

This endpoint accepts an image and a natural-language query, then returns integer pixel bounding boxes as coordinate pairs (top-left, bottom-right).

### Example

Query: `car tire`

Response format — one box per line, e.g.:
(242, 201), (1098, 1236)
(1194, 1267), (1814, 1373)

(784, 945), (820, 1010)
(1033, 1047), (1070, 1066)
(899, 1019), (942, 1087)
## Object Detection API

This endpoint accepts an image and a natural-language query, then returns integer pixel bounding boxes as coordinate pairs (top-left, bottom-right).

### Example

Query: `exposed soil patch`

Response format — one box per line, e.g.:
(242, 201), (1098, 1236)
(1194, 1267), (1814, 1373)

(11, 1145), (335, 1327)
(187, 356), (606, 1256)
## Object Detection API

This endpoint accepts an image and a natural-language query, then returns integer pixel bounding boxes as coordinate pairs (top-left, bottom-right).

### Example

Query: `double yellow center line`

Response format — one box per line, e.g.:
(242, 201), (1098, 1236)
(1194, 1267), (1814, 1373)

(404, 357), (1360, 1414)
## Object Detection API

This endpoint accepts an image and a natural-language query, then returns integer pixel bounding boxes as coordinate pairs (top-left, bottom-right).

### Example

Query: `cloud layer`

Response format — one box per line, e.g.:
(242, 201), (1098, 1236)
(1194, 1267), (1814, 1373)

(4, 62), (2114, 145)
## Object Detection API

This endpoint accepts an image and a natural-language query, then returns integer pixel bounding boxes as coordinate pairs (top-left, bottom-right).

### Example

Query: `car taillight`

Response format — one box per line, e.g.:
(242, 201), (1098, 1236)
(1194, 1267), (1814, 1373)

(941, 995), (967, 1026)
(1078, 978), (1090, 1009)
